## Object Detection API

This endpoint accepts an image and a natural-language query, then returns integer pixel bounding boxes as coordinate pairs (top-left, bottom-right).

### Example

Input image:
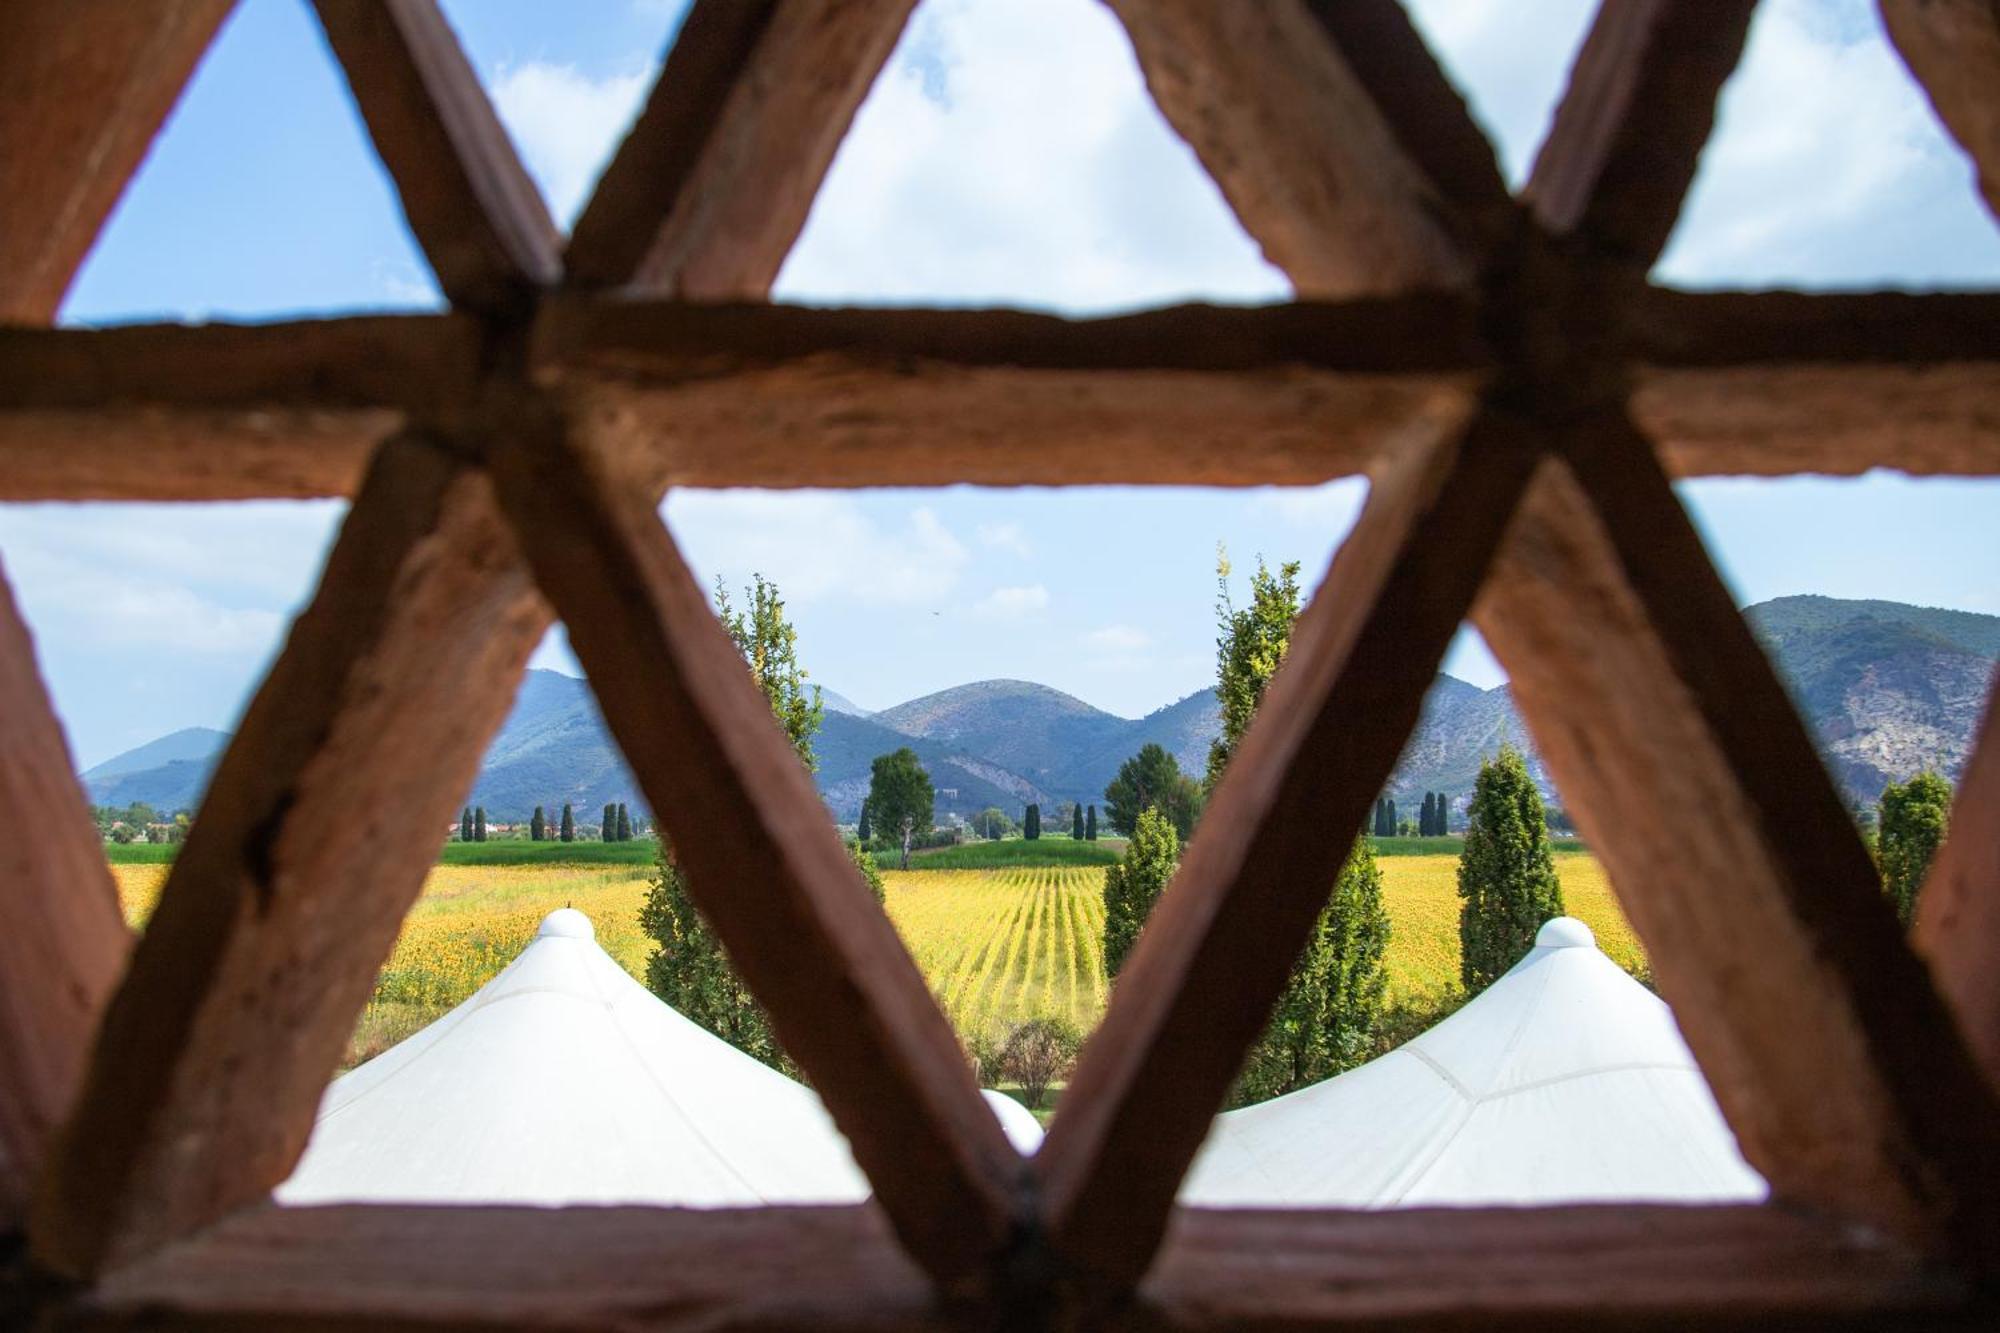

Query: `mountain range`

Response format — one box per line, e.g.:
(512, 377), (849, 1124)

(81, 595), (1997, 824)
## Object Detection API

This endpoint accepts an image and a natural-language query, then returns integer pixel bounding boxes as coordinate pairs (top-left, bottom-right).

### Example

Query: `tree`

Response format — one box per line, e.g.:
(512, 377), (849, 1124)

(460, 807), (473, 843)
(1206, 548), (1303, 789)
(1024, 803), (1041, 840)
(529, 806), (545, 841)
(602, 803), (615, 841)
(1072, 803), (1085, 840)
(1085, 804), (1098, 840)
(1879, 770), (1952, 927)
(560, 802), (575, 842)
(1420, 792), (1434, 838)
(716, 574), (823, 771)
(1457, 746), (1565, 992)
(1102, 808), (1180, 977)
(1000, 1017), (1082, 1110)
(1103, 743), (1201, 840)
(866, 747), (933, 869)
(473, 806), (487, 842)
(857, 801), (874, 844)
(617, 803), (632, 842)
(972, 806), (1012, 840)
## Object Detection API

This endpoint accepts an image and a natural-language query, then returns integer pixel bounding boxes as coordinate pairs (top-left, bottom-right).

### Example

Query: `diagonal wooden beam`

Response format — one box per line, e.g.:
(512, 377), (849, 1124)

(1104, 0), (1503, 297)
(1881, 0), (2000, 223)
(564, 0), (916, 297)
(0, 0), (235, 323)
(312, 0), (561, 316)
(487, 426), (1024, 1291)
(1525, 0), (1759, 265)
(1035, 409), (1544, 1290)
(30, 436), (549, 1278)
(0, 563), (130, 1230)
(1915, 689), (2000, 1092)
(1476, 421), (2000, 1264)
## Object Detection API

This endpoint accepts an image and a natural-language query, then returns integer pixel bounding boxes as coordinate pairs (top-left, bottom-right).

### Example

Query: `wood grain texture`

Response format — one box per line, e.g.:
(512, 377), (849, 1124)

(0, 565), (130, 1230)
(1882, 0), (2000, 222)
(312, 0), (560, 315)
(1104, 0), (1486, 296)
(488, 429), (1025, 1291)
(1036, 410), (1544, 1290)
(30, 438), (548, 1278)
(565, 0), (915, 297)
(1916, 691), (2000, 1092)
(1477, 433), (2000, 1266)
(0, 0), (235, 322)
(1525, 0), (1758, 264)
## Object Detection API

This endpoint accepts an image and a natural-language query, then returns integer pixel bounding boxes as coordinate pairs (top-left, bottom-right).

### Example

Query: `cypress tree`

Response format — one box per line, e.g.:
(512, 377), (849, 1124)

(1386, 798), (1398, 836)
(617, 803), (632, 841)
(1085, 804), (1098, 840)
(460, 807), (473, 842)
(473, 806), (487, 842)
(1457, 747), (1565, 992)
(1024, 803), (1041, 840)
(1072, 803), (1085, 840)
(857, 801), (873, 844)
(601, 803), (614, 841)
(1419, 792), (1434, 837)
(530, 806), (546, 841)
(560, 802), (575, 842)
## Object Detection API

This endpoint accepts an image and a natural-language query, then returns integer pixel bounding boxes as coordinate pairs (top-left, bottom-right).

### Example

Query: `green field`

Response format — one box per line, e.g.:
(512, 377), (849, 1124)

(436, 839), (659, 867)
(907, 836), (1127, 869)
(103, 841), (179, 864)
(1368, 834), (1586, 856)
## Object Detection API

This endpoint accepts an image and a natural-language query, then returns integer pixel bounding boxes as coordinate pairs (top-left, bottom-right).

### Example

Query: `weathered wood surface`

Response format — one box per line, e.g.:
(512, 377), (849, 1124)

(0, 566), (130, 1229)
(0, 1), (235, 322)
(1476, 435), (2000, 1265)
(565, 0), (915, 297)
(1037, 411), (1543, 1289)
(312, 0), (561, 316)
(1882, 0), (2000, 223)
(31, 438), (549, 1278)
(1104, 0), (1490, 296)
(1525, 0), (1758, 264)
(489, 430), (1024, 1290)
(56, 1201), (1976, 1330)
(1917, 692), (2000, 1092)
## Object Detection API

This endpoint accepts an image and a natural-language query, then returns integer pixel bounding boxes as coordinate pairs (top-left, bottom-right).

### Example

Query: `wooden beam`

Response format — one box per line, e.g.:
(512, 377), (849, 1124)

(56, 1202), (1975, 1330)
(564, 0), (916, 297)
(312, 0), (561, 316)
(0, 564), (130, 1230)
(1103, 0), (1495, 297)
(1475, 427), (2000, 1265)
(30, 437), (548, 1278)
(1036, 409), (1543, 1290)
(1525, 0), (1758, 265)
(1916, 691), (2000, 1091)
(1882, 0), (2000, 223)
(487, 427), (1024, 1291)
(0, 1), (235, 322)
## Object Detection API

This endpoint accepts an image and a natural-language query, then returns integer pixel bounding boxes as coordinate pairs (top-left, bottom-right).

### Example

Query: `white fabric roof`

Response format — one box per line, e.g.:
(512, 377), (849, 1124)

(281, 908), (1043, 1207)
(1180, 916), (1767, 1208)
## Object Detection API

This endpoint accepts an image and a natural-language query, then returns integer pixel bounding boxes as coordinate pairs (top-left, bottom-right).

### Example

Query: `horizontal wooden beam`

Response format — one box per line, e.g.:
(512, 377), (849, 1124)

(54, 1202), (1974, 1330)
(0, 1), (235, 322)
(31, 438), (548, 1277)
(1881, 0), (2000, 224)
(0, 564), (130, 1229)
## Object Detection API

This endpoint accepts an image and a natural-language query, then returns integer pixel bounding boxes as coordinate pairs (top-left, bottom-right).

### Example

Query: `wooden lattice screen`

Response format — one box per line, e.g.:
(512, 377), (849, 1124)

(3, 0), (1998, 1326)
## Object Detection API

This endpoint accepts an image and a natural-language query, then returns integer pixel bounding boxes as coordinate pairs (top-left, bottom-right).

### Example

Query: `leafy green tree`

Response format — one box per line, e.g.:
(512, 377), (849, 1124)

(1231, 838), (1390, 1107)
(1024, 803), (1041, 840)
(716, 574), (822, 768)
(560, 803), (575, 842)
(530, 806), (546, 841)
(867, 747), (933, 869)
(617, 804), (632, 842)
(1072, 803), (1085, 840)
(1102, 807), (1180, 977)
(1207, 549), (1303, 789)
(460, 807), (473, 843)
(857, 801), (874, 844)
(473, 807), (487, 842)
(1103, 743), (1202, 840)
(1457, 746), (1565, 992)
(1085, 804), (1098, 840)
(973, 806), (1012, 840)
(1878, 770), (1953, 927)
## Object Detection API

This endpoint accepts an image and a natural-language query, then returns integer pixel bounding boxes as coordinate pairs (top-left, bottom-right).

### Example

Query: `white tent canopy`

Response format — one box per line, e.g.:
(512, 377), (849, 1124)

(280, 908), (1042, 1208)
(1180, 916), (1768, 1209)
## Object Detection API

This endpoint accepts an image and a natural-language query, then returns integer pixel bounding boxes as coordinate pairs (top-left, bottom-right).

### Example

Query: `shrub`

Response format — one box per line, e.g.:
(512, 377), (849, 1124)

(1000, 1015), (1082, 1109)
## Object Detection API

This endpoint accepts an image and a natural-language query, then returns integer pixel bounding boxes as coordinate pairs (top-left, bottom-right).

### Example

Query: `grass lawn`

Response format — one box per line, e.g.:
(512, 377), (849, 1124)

(437, 838), (659, 867)
(103, 841), (179, 864)
(908, 836), (1126, 868)
(1369, 834), (1586, 856)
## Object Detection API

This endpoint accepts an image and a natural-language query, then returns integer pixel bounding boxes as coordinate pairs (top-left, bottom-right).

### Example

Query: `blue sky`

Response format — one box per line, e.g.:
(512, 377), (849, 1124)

(9, 0), (2000, 767)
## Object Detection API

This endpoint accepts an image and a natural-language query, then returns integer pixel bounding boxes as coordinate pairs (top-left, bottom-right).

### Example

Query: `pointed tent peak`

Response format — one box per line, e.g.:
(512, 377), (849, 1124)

(537, 907), (595, 940)
(1535, 915), (1595, 950)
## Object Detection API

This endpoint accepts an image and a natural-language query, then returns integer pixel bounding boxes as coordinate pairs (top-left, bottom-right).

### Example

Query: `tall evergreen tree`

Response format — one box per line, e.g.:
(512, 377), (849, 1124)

(1024, 803), (1041, 840)
(602, 803), (616, 841)
(1457, 747), (1565, 992)
(857, 801), (873, 845)
(617, 803), (632, 842)
(1102, 808), (1180, 977)
(460, 807), (473, 843)
(1386, 798), (1397, 836)
(1878, 770), (1952, 927)
(1085, 804), (1098, 840)
(530, 806), (546, 841)
(473, 806), (487, 842)
(1206, 548), (1303, 790)
(560, 803), (575, 842)
(1420, 792), (1435, 837)
(1072, 803), (1085, 840)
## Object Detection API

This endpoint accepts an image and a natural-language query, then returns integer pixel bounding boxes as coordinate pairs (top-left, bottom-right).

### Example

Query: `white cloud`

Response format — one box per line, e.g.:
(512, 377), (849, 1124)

(1084, 624), (1151, 653)
(973, 584), (1050, 618)
(488, 61), (654, 225)
(975, 520), (1032, 558)
(663, 491), (969, 607)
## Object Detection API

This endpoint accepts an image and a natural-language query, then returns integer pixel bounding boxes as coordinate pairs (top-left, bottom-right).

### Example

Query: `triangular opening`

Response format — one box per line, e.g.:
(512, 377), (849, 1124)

(61, 0), (454, 325)
(1658, 2), (2000, 288)
(774, 0), (1289, 313)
